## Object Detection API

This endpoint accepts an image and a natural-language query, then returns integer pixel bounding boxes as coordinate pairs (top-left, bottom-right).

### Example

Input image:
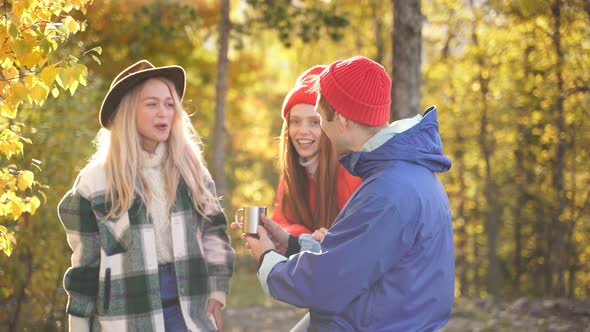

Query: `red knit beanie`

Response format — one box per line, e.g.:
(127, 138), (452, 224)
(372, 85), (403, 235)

(319, 56), (391, 126)
(281, 65), (327, 119)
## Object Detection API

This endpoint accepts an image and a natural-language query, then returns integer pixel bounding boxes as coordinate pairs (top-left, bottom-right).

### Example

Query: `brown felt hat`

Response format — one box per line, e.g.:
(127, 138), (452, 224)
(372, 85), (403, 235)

(99, 60), (186, 128)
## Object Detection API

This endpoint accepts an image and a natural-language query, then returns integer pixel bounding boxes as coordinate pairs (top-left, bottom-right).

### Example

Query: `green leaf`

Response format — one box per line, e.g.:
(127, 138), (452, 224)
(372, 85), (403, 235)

(9, 23), (20, 38)
(38, 38), (56, 53)
(12, 38), (34, 57)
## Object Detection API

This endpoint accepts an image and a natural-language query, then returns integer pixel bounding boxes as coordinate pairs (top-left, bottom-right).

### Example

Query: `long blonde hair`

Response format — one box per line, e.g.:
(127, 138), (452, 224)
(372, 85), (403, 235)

(87, 77), (220, 220)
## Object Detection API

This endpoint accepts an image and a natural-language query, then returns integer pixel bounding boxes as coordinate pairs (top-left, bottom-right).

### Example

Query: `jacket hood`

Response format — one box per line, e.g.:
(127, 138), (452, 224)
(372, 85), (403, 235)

(341, 106), (452, 179)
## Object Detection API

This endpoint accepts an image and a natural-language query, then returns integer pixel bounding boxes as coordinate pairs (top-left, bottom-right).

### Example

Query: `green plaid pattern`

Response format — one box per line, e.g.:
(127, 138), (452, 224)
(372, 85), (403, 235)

(58, 165), (234, 331)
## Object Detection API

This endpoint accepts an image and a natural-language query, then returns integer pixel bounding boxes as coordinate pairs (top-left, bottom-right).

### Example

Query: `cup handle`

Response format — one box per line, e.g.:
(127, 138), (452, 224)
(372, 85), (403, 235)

(234, 208), (244, 225)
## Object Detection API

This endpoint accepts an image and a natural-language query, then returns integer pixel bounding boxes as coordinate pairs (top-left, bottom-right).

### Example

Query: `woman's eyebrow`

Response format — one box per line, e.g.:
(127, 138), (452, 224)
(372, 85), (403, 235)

(141, 96), (173, 101)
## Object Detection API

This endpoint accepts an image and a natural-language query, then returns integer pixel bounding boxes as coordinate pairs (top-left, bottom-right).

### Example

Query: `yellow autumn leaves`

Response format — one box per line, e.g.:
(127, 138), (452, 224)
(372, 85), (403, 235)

(0, 122), (39, 258)
(1, 0), (94, 256)
(0, 167), (40, 257)
(0, 170), (40, 217)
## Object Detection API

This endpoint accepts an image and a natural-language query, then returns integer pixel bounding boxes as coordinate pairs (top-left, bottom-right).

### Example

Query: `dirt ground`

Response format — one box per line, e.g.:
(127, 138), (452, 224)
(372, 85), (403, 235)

(223, 302), (305, 332)
(222, 297), (590, 332)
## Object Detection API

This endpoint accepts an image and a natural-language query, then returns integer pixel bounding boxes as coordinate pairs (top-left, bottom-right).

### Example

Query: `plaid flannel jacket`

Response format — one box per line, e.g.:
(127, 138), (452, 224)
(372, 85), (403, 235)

(58, 163), (234, 331)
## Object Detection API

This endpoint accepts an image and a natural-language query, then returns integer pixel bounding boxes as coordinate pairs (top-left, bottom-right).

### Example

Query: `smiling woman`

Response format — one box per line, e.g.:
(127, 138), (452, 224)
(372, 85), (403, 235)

(287, 103), (322, 160)
(270, 65), (362, 236)
(57, 60), (234, 332)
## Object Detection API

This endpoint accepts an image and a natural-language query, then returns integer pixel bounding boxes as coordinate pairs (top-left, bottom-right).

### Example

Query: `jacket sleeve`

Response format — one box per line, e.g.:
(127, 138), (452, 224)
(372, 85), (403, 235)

(265, 194), (415, 314)
(58, 188), (100, 325)
(271, 178), (312, 236)
(203, 211), (235, 297)
(202, 180), (235, 299)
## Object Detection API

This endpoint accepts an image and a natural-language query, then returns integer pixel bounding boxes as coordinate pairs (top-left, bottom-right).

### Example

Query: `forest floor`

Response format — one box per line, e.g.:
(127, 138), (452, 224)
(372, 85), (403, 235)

(222, 296), (590, 332)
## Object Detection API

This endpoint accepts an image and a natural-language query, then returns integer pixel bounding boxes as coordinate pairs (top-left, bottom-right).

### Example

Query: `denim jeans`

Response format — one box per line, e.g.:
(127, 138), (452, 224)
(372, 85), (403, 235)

(159, 263), (188, 332)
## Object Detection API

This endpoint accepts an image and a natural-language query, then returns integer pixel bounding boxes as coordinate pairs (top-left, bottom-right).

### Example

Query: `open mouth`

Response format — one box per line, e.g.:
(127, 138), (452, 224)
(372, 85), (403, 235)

(155, 123), (169, 130)
(296, 139), (315, 148)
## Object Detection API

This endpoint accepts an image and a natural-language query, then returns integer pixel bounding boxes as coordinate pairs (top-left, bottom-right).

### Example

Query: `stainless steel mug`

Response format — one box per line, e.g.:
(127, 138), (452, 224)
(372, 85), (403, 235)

(234, 206), (267, 236)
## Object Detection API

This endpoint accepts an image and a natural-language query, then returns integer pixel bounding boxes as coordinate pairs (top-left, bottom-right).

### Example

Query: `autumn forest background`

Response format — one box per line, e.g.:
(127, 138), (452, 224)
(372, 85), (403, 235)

(1, 0), (589, 330)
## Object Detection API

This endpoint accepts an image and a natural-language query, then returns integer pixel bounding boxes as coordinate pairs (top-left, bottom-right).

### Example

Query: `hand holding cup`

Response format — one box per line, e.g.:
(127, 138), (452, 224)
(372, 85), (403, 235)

(234, 206), (267, 238)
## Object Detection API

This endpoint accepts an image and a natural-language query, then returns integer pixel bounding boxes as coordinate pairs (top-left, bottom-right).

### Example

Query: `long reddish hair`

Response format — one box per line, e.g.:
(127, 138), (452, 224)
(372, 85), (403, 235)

(278, 118), (340, 231)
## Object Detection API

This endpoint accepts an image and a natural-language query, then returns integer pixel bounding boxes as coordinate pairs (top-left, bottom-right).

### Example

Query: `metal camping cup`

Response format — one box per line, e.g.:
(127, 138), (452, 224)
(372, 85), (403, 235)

(234, 206), (267, 236)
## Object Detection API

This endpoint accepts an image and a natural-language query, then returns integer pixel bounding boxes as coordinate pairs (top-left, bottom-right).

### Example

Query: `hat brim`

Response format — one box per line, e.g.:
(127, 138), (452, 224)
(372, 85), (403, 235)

(99, 65), (186, 127)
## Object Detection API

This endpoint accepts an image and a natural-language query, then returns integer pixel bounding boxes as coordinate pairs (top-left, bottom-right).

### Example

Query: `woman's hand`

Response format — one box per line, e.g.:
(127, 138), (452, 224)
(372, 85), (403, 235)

(206, 298), (223, 332)
(230, 220), (243, 232)
(312, 227), (328, 242)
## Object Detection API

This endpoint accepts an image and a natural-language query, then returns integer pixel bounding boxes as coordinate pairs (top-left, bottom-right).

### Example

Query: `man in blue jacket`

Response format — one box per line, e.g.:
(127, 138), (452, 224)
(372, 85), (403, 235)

(242, 56), (455, 331)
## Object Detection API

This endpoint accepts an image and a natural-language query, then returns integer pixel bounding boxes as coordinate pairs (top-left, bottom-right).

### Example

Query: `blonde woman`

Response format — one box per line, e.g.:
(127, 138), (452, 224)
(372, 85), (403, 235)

(58, 60), (234, 331)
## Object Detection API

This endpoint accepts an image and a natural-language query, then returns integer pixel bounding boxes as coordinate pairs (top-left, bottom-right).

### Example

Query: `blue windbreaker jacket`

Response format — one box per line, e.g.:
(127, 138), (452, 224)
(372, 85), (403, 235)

(266, 107), (455, 331)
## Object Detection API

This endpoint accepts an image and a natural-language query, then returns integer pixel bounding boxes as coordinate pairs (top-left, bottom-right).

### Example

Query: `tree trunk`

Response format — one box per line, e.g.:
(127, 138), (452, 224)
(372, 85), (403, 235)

(551, 0), (567, 297)
(371, 0), (385, 64)
(538, 198), (551, 294)
(512, 44), (536, 296)
(44, 267), (64, 330)
(513, 124), (538, 296)
(8, 246), (33, 332)
(470, 0), (501, 298)
(391, 0), (422, 120)
(473, 199), (483, 294)
(212, 0), (230, 201)
(567, 121), (590, 296)
(454, 133), (469, 296)
(513, 132), (525, 295)
(566, 139), (577, 298)
(481, 103), (501, 299)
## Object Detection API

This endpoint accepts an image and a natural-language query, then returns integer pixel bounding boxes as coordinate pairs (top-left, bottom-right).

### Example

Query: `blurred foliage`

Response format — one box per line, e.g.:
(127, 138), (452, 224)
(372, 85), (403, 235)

(237, 0), (349, 47)
(0, 0), (95, 258)
(0, 0), (589, 330)
(423, 0), (590, 298)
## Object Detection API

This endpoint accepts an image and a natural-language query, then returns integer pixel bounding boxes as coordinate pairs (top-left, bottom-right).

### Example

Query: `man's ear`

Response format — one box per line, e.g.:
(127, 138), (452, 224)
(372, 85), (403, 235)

(336, 112), (348, 131)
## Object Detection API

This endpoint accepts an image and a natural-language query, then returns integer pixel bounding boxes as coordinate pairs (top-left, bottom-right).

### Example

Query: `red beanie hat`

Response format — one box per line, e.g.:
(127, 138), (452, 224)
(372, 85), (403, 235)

(281, 65), (327, 119)
(319, 56), (391, 126)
